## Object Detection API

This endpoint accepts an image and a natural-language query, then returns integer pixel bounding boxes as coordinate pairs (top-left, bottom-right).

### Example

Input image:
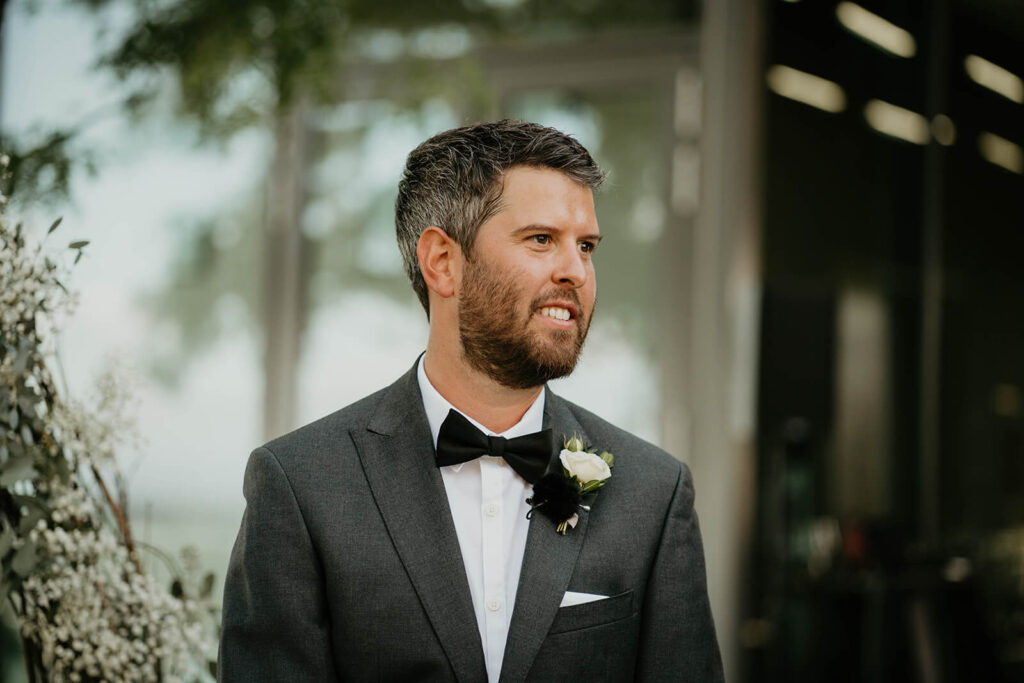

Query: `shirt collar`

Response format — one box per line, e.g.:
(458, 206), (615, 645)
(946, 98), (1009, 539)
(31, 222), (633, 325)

(417, 354), (546, 454)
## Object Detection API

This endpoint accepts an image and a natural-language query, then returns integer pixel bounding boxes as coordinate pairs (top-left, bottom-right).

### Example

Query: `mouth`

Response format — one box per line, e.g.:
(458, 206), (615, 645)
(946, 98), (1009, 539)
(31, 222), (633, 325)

(534, 302), (579, 327)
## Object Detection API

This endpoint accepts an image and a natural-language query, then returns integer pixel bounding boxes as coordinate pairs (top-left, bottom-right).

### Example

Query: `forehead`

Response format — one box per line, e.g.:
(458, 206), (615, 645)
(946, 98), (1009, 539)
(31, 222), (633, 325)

(489, 166), (599, 230)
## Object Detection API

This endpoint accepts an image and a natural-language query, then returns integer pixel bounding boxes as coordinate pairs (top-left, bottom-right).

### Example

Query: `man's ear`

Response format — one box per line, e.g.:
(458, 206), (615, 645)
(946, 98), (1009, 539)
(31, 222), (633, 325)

(417, 226), (460, 299)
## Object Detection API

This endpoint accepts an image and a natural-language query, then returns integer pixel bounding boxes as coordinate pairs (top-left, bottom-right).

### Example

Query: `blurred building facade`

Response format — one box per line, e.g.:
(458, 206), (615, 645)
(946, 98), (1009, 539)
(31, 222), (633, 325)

(749, 0), (1024, 681)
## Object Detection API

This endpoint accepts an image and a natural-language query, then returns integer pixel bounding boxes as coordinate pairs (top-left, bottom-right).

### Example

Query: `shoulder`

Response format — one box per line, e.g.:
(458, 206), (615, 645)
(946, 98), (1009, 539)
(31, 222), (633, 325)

(256, 362), (421, 472)
(262, 386), (386, 457)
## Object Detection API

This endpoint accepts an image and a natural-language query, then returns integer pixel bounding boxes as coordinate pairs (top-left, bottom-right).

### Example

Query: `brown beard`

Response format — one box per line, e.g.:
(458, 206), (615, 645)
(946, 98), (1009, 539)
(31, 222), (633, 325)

(457, 256), (592, 390)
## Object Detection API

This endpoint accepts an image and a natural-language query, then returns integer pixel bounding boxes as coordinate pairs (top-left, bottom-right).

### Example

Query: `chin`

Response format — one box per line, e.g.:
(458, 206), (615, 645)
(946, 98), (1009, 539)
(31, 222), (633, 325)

(527, 341), (584, 380)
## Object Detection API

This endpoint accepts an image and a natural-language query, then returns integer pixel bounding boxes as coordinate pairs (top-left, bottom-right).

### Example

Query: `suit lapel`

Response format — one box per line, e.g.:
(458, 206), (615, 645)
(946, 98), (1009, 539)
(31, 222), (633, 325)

(352, 365), (487, 683)
(499, 389), (592, 683)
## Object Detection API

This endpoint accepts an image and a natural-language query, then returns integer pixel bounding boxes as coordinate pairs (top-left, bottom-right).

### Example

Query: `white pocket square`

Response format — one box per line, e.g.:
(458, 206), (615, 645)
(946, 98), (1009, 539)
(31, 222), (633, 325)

(559, 590), (609, 607)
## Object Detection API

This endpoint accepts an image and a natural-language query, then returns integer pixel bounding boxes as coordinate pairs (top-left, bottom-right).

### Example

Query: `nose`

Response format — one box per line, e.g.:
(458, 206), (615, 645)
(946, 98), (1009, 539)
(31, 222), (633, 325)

(553, 245), (588, 288)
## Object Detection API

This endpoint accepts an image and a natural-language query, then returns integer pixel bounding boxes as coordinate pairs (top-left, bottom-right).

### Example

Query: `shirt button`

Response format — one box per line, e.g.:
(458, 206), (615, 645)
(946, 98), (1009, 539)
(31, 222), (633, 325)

(485, 503), (499, 517)
(487, 598), (502, 611)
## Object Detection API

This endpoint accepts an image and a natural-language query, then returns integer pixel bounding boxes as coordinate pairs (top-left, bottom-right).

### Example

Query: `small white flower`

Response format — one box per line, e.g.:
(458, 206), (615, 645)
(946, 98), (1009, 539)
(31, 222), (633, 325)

(559, 449), (612, 484)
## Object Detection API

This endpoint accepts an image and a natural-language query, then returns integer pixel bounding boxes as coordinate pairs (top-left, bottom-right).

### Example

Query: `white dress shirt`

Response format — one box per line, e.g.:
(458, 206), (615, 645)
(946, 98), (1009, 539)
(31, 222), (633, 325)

(417, 357), (544, 683)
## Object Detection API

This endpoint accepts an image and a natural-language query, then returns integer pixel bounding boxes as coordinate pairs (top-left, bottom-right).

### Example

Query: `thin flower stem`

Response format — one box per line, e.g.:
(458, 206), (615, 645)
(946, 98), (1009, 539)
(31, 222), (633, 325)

(134, 539), (184, 579)
(20, 588), (38, 683)
(90, 463), (142, 574)
(24, 640), (38, 683)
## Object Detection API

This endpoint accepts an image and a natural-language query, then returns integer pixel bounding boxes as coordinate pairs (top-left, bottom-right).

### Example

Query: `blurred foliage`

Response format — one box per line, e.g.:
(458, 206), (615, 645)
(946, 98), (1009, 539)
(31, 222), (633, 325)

(0, 131), (82, 207)
(4, 0), (697, 182)
(0, 195), (218, 679)
(4, 0), (697, 382)
(142, 205), (264, 390)
(69, 0), (695, 137)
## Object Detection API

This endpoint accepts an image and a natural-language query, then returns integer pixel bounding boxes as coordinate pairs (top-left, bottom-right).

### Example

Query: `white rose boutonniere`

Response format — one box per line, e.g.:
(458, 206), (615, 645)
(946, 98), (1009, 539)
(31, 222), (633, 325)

(560, 449), (612, 485)
(526, 434), (614, 534)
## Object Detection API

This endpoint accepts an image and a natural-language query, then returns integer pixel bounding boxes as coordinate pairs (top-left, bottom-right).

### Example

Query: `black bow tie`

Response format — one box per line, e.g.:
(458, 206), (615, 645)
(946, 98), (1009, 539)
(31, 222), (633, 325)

(435, 409), (553, 485)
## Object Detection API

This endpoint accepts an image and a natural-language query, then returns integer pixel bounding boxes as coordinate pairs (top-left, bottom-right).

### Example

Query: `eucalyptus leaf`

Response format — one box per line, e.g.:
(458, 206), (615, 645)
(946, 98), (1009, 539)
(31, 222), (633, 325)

(18, 385), (39, 403)
(20, 424), (34, 446)
(200, 572), (215, 599)
(0, 521), (14, 558)
(17, 506), (46, 535)
(599, 452), (614, 467)
(7, 408), (17, 430)
(18, 395), (39, 421)
(0, 455), (37, 486)
(41, 636), (55, 668)
(11, 540), (39, 577)
(12, 341), (31, 375)
(54, 455), (71, 485)
(48, 217), (63, 234)
(68, 240), (89, 249)
(12, 493), (47, 510)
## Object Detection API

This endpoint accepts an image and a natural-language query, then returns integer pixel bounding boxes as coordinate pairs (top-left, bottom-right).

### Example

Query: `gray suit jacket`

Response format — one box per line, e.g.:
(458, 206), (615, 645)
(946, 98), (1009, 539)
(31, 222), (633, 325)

(219, 363), (723, 682)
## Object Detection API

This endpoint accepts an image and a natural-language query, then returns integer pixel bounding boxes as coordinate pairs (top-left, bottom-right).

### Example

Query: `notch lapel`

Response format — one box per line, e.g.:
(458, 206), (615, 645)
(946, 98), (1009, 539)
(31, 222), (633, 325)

(352, 367), (486, 683)
(499, 389), (592, 683)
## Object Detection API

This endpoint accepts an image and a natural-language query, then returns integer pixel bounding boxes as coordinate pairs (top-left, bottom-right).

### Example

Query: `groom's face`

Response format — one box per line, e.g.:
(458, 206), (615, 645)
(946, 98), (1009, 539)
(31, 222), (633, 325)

(457, 166), (600, 389)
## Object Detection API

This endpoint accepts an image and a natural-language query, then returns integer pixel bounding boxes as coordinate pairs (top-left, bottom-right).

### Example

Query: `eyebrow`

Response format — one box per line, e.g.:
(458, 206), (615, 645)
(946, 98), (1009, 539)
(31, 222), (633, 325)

(512, 224), (603, 244)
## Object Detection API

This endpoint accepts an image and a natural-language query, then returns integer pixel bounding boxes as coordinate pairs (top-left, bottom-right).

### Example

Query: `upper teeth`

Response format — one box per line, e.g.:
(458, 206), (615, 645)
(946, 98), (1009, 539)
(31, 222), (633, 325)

(540, 307), (571, 321)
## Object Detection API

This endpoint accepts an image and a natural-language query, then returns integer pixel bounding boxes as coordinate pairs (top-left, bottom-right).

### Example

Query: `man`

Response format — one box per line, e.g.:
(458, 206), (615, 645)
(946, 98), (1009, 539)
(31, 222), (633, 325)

(219, 120), (722, 682)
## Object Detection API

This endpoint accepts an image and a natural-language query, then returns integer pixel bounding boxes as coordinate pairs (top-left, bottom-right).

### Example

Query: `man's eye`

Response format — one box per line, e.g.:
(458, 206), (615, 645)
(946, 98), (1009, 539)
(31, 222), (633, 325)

(579, 241), (595, 254)
(531, 234), (550, 245)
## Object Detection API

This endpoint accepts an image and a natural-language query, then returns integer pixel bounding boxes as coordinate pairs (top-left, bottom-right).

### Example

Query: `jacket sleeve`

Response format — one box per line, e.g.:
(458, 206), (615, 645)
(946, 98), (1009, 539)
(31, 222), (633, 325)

(218, 447), (338, 681)
(633, 461), (724, 682)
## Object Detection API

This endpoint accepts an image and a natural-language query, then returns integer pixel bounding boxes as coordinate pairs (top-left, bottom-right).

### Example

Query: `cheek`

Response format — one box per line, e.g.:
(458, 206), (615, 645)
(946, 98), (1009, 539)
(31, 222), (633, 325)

(583, 271), (597, 302)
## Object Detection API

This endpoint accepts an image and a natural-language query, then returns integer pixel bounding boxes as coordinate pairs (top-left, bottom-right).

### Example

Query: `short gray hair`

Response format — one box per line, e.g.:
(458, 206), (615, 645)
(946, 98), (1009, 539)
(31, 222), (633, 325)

(395, 119), (605, 316)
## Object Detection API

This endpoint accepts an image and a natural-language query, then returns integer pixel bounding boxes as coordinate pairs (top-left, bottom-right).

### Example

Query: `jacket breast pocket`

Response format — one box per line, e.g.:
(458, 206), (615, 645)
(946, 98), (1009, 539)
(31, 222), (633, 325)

(548, 589), (635, 635)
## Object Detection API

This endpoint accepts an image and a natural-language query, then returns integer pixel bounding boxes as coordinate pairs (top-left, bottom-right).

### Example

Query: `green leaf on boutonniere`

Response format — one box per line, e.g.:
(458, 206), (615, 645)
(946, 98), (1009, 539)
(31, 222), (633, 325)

(599, 451), (614, 467)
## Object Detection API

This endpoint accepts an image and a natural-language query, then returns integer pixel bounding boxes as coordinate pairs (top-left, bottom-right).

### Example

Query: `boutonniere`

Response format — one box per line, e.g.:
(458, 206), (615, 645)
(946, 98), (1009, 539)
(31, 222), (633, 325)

(526, 435), (614, 534)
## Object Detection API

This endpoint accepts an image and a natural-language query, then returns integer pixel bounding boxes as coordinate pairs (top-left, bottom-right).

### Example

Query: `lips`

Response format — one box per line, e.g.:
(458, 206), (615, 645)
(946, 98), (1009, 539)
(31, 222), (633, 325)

(539, 306), (572, 321)
(535, 298), (580, 321)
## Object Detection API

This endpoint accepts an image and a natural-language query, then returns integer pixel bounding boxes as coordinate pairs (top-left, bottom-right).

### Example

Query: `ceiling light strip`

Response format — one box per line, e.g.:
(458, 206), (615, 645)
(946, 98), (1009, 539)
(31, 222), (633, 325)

(978, 132), (1023, 174)
(766, 65), (846, 113)
(864, 99), (930, 144)
(964, 55), (1024, 104)
(836, 2), (917, 58)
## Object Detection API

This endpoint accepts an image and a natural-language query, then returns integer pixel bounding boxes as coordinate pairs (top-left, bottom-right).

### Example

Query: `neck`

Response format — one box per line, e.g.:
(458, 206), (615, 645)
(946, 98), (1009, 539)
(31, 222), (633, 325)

(423, 337), (542, 434)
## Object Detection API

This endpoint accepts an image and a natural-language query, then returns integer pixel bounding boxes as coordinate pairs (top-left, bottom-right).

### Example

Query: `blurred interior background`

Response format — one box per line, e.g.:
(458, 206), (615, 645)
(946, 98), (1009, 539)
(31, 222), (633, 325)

(2, 0), (1022, 680)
